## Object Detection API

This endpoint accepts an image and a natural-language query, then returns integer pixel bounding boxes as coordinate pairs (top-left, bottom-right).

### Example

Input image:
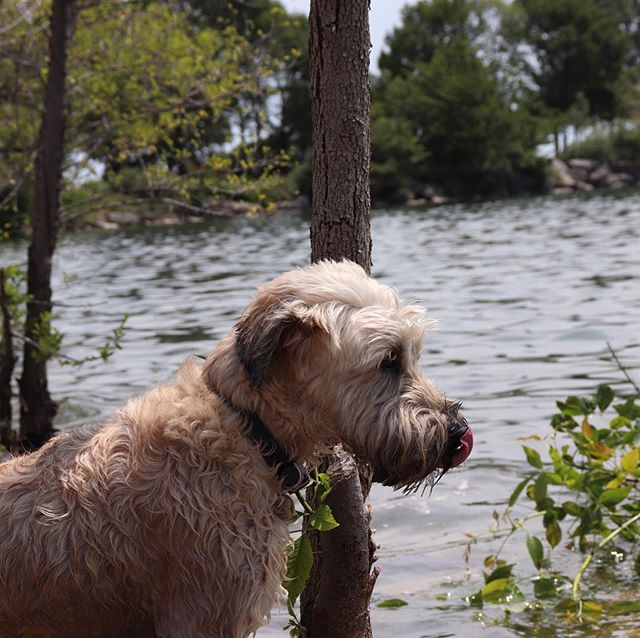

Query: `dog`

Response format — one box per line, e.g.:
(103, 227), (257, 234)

(0, 260), (472, 638)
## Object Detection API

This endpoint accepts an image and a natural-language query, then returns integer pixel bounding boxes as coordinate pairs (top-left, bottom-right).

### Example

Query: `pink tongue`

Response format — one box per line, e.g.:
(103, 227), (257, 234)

(451, 427), (473, 467)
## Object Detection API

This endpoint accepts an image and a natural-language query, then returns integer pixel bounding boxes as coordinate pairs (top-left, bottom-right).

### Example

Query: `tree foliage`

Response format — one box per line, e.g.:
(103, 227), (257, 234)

(373, 0), (545, 199)
(0, 0), (306, 228)
(515, 0), (631, 120)
(378, 0), (481, 76)
(2, 0), (640, 212)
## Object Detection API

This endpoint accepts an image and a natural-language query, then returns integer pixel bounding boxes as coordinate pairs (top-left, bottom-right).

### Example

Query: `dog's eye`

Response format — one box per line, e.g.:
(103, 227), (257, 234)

(379, 351), (400, 372)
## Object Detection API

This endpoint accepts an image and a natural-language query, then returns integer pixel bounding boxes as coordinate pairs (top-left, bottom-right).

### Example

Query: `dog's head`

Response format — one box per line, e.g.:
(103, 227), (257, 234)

(205, 260), (472, 490)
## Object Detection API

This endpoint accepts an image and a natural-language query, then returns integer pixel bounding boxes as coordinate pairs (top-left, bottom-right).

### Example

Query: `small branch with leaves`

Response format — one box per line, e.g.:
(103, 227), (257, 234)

(284, 470), (339, 638)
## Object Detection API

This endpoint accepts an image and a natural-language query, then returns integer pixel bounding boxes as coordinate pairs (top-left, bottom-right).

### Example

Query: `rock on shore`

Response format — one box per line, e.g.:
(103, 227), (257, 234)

(550, 158), (640, 195)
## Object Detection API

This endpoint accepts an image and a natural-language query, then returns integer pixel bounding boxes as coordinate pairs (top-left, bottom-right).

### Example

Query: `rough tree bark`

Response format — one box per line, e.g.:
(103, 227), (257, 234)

(19, 0), (76, 449)
(0, 269), (16, 447)
(308, 0), (372, 267)
(301, 1), (377, 637)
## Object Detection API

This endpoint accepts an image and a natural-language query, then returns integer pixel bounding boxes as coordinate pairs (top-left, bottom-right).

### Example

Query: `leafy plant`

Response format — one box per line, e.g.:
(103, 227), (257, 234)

(0, 264), (129, 443)
(469, 370), (640, 624)
(284, 471), (339, 637)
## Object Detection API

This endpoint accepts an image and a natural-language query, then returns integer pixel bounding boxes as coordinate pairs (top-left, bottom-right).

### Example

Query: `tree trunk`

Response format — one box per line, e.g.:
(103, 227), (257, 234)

(0, 269), (16, 448)
(309, 0), (372, 269)
(19, 0), (75, 449)
(302, 1), (376, 637)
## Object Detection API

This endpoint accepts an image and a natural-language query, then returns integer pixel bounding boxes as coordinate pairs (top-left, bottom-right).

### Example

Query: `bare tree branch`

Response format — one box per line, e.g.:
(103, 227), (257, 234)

(607, 341), (640, 395)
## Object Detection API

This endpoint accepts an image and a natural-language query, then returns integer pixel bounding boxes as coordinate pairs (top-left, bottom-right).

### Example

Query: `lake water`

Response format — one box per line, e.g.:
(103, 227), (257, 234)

(2, 191), (639, 637)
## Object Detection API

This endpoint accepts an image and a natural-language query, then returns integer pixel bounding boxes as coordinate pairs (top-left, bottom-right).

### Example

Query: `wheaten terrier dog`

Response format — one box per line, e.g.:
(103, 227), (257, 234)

(0, 260), (472, 638)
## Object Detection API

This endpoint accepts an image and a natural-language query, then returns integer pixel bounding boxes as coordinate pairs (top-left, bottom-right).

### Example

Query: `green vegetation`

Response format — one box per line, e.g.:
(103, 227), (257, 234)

(373, 0), (545, 200)
(374, 33), (544, 199)
(516, 0), (631, 120)
(2, 0), (640, 222)
(0, 265), (127, 447)
(561, 128), (640, 164)
(0, 0), (308, 233)
(285, 472), (339, 638)
(371, 0), (640, 201)
(462, 362), (640, 633)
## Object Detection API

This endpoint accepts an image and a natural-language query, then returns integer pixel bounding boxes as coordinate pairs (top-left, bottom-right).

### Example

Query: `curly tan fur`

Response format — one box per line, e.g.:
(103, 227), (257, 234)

(0, 260), (467, 638)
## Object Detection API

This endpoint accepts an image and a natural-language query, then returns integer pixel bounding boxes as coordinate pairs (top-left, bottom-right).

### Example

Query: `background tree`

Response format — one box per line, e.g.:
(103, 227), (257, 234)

(0, 0), (304, 446)
(378, 0), (482, 76)
(19, 0), (76, 448)
(0, 0), (47, 234)
(369, 106), (426, 203)
(513, 0), (633, 153)
(517, 0), (630, 120)
(183, 1), (311, 163)
(65, 2), (270, 217)
(301, 2), (376, 638)
(1, 0), (305, 233)
(373, 0), (544, 199)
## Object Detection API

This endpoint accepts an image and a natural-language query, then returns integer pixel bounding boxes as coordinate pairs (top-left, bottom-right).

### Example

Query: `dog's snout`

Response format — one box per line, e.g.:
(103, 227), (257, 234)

(444, 417), (473, 468)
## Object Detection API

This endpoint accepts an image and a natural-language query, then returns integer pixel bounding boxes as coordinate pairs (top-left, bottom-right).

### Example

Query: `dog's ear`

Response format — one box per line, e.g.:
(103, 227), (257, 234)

(235, 294), (315, 389)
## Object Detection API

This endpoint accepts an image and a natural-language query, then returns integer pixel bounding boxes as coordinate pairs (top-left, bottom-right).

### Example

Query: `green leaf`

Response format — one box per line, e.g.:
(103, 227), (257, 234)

(523, 445), (543, 469)
(468, 590), (483, 606)
(608, 600), (640, 616)
(480, 578), (524, 604)
(615, 398), (640, 421)
(555, 598), (579, 614)
(563, 467), (585, 491)
(508, 475), (532, 507)
(546, 518), (562, 548)
(557, 396), (594, 417)
(595, 385), (614, 412)
(376, 598), (408, 609)
(562, 501), (583, 517)
(533, 473), (548, 505)
(598, 487), (631, 507)
(551, 412), (578, 431)
(575, 507), (601, 538)
(309, 504), (339, 531)
(284, 535), (313, 603)
(610, 416), (632, 429)
(621, 448), (639, 473)
(315, 472), (332, 502)
(527, 534), (544, 570)
(533, 577), (559, 599)
(484, 564), (514, 584)
(582, 600), (604, 619)
(553, 505), (567, 522)
(546, 472), (564, 485)
(480, 578), (510, 602)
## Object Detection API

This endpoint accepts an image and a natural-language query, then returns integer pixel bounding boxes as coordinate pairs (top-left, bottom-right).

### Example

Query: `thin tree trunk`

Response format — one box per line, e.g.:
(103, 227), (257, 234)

(309, 0), (372, 267)
(302, 1), (376, 636)
(19, 0), (75, 449)
(0, 269), (16, 448)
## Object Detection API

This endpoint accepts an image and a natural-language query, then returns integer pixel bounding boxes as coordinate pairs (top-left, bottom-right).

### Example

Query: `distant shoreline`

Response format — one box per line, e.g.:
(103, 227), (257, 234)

(64, 156), (639, 232)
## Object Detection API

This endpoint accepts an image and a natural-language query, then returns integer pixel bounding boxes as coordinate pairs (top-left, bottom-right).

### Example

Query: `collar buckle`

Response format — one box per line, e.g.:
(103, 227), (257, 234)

(277, 462), (310, 493)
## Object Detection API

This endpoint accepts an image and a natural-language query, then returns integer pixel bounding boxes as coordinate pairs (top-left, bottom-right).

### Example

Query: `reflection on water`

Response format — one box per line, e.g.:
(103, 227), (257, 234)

(1, 192), (639, 637)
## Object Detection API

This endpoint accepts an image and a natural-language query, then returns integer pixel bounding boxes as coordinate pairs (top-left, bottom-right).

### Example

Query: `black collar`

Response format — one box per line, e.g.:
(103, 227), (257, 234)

(222, 398), (310, 493)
